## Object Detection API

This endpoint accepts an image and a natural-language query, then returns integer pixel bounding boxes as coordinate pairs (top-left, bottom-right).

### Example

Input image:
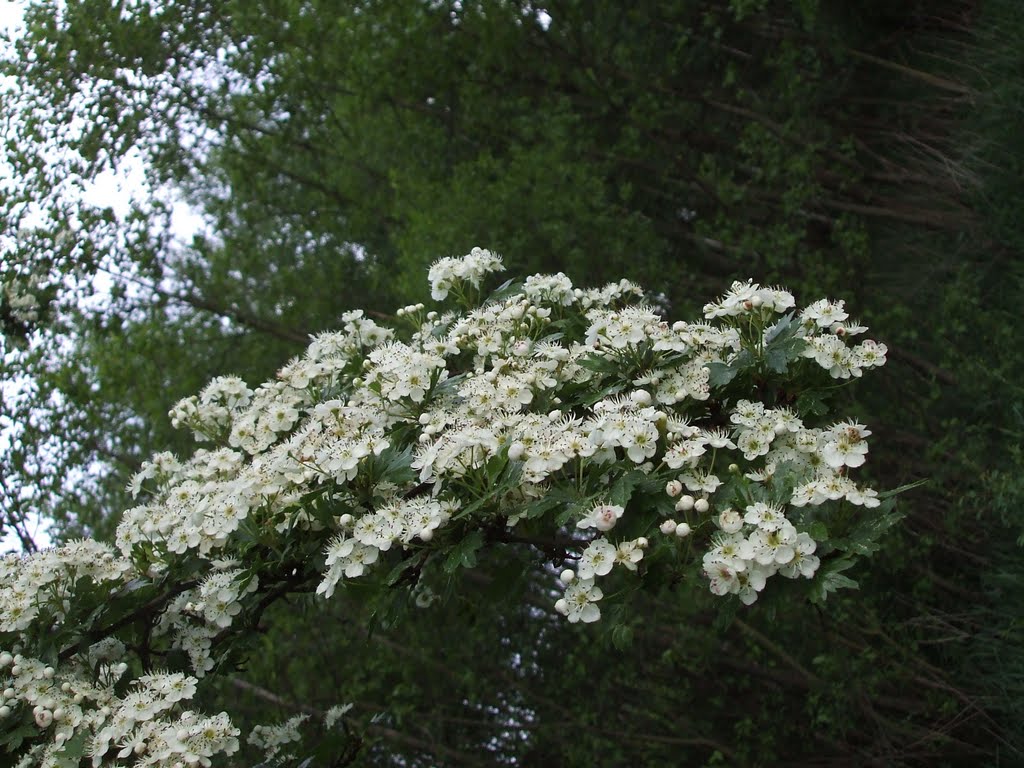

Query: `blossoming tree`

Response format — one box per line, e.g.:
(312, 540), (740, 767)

(0, 249), (900, 766)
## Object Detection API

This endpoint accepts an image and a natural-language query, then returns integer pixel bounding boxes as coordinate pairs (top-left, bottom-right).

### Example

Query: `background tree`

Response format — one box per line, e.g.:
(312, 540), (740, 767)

(2, 0), (1022, 764)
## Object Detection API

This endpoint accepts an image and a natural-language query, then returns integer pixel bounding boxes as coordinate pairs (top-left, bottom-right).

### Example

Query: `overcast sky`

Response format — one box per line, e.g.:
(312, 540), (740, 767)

(0, 1), (205, 553)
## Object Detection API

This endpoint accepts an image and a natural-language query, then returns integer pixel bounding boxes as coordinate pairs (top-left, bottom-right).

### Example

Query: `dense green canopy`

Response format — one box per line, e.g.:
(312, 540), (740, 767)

(2, 0), (1022, 764)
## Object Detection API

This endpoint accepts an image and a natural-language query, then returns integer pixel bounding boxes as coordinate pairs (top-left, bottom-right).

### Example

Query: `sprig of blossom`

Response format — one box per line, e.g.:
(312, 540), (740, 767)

(0, 248), (895, 764)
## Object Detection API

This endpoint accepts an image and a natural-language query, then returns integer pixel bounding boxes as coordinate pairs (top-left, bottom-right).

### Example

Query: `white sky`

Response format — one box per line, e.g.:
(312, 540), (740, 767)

(1, 0), (205, 553)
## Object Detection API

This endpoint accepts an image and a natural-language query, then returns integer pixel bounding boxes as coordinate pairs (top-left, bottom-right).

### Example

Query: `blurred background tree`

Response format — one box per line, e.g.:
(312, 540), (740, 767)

(2, 0), (1021, 764)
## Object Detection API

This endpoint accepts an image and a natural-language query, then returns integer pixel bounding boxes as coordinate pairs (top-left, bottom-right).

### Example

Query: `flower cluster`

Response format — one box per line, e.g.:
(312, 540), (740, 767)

(428, 246), (504, 301)
(0, 652), (238, 767)
(0, 250), (893, 764)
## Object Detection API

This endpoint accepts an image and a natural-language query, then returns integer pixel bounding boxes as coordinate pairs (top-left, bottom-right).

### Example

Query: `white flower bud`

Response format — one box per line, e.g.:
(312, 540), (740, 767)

(694, 498), (710, 514)
(554, 598), (569, 615)
(659, 519), (678, 535)
(676, 495), (695, 512)
(338, 514), (354, 527)
(60, 682), (71, 693)
(559, 569), (575, 584)
(3, 688), (12, 698)
(52, 707), (64, 721)
(665, 480), (683, 498)
(750, 294), (763, 308)
(637, 537), (649, 548)
(10, 666), (20, 676)
(719, 509), (743, 533)
(508, 441), (526, 461)
(774, 421), (787, 436)
(34, 709), (52, 728)
(73, 694), (83, 704)
(674, 522), (692, 538)
(729, 463), (740, 473)
(0, 706), (9, 718)
(134, 742), (147, 755)
(418, 528), (434, 542)
(630, 389), (652, 406)
(43, 666), (55, 679)
(0, 653), (12, 667)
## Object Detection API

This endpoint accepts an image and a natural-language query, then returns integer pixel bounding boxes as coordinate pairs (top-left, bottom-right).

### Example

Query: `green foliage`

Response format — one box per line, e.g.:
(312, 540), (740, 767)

(2, 0), (1023, 764)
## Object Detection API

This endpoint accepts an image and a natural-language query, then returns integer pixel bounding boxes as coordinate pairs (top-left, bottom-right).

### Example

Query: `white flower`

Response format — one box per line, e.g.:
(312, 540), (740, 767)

(718, 509), (743, 533)
(562, 578), (603, 623)
(576, 504), (625, 532)
(614, 540), (645, 571)
(577, 539), (616, 579)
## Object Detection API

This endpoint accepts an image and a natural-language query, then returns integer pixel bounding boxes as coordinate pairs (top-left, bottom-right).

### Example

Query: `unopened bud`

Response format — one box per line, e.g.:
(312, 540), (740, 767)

(559, 569), (575, 584)
(630, 389), (652, 406)
(665, 480), (683, 498)
(674, 522), (692, 538)
(694, 498), (710, 514)
(659, 519), (678, 535)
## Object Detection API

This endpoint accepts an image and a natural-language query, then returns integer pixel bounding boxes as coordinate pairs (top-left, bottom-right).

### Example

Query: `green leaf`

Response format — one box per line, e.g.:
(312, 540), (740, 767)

(707, 349), (755, 388)
(610, 623), (634, 650)
(523, 490), (572, 520)
(486, 279), (524, 304)
(443, 530), (484, 573)
(609, 470), (646, 508)
(795, 390), (829, 418)
(832, 504), (905, 556)
(808, 521), (829, 541)
(2, 723), (40, 753)
(706, 360), (739, 388)
(763, 314), (806, 374)
(874, 478), (928, 500)
(809, 558), (859, 604)
(53, 730), (88, 768)
(377, 444), (415, 486)
(385, 551), (426, 587)
(577, 354), (620, 374)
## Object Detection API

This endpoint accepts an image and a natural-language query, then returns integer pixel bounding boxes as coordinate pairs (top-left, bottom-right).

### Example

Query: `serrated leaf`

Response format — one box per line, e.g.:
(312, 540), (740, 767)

(706, 361), (739, 388)
(2, 723), (39, 753)
(53, 730), (88, 768)
(609, 470), (645, 508)
(763, 313), (796, 345)
(524, 490), (572, 520)
(796, 391), (829, 418)
(385, 551), (426, 587)
(486, 279), (524, 304)
(581, 382), (626, 406)
(577, 354), (619, 374)
(832, 507), (905, 556)
(378, 444), (415, 486)
(808, 521), (828, 541)
(443, 530), (484, 573)
(809, 558), (859, 604)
